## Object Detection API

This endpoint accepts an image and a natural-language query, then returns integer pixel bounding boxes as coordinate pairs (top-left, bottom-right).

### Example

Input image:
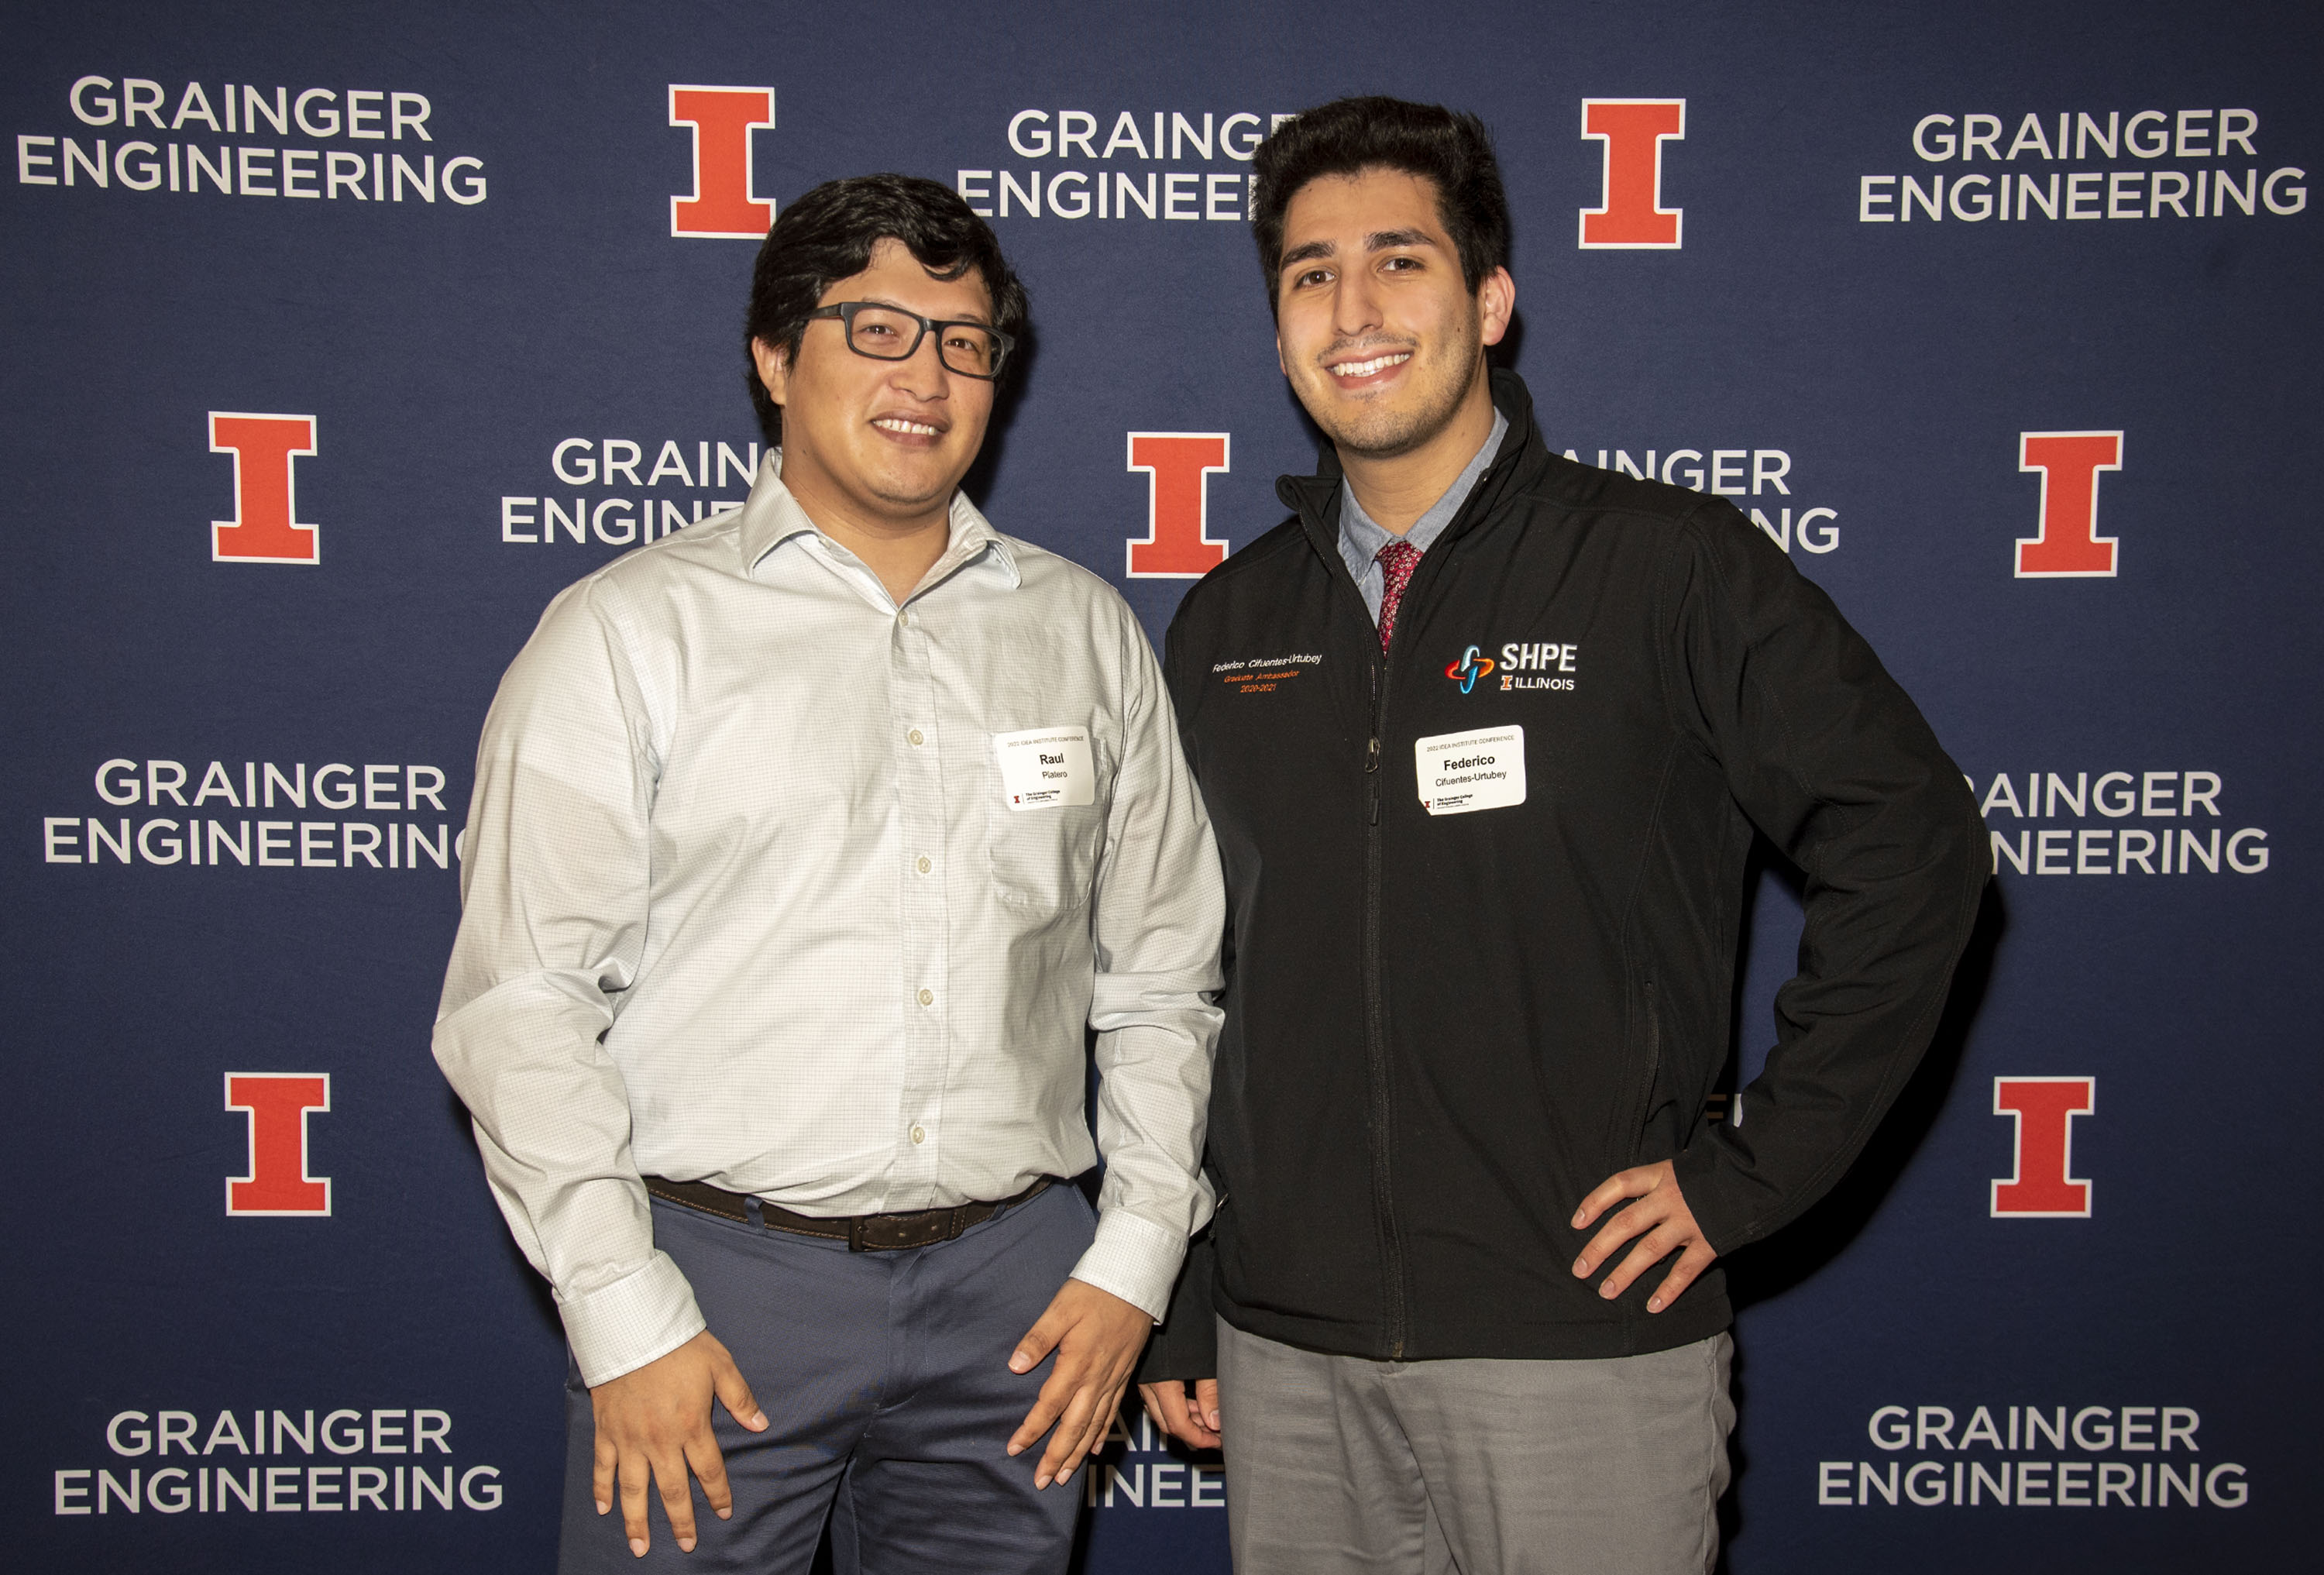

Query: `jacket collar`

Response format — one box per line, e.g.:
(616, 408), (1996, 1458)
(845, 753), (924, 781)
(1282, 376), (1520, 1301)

(1278, 366), (1545, 569)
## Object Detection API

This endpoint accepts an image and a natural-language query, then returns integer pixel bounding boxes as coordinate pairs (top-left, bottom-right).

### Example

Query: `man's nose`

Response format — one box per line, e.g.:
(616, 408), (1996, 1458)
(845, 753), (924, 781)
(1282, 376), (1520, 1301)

(887, 335), (951, 397)
(1332, 273), (1384, 339)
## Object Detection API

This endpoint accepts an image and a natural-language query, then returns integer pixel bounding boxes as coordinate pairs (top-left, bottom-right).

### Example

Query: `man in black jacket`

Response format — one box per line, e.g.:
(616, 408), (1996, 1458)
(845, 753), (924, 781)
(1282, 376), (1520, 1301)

(1135, 98), (1986, 1573)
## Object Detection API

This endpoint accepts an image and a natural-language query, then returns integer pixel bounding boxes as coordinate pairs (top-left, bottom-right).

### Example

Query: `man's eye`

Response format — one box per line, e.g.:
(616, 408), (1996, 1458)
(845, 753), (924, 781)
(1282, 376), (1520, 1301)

(1297, 268), (1330, 287)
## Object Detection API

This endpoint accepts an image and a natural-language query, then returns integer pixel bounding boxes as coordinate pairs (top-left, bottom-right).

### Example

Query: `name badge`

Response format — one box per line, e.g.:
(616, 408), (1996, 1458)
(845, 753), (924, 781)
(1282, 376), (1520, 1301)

(1415, 726), (1527, 815)
(993, 725), (1095, 810)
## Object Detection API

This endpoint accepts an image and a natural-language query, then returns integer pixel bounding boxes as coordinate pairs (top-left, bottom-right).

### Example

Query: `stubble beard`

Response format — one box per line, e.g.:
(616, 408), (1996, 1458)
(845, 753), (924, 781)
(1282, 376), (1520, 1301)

(1305, 316), (1483, 460)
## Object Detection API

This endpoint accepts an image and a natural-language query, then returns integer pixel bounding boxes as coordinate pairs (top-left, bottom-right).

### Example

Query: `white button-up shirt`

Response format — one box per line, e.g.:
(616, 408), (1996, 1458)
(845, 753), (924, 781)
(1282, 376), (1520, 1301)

(434, 458), (1226, 1386)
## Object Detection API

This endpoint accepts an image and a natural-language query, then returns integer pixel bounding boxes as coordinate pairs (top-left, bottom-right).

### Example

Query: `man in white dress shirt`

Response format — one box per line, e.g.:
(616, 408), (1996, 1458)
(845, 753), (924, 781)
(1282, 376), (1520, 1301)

(434, 173), (1226, 1572)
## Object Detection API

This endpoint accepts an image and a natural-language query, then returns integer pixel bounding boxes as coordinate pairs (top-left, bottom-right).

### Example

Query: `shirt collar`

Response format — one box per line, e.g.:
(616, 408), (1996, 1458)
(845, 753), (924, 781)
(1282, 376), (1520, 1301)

(1338, 407), (1509, 573)
(735, 449), (1020, 593)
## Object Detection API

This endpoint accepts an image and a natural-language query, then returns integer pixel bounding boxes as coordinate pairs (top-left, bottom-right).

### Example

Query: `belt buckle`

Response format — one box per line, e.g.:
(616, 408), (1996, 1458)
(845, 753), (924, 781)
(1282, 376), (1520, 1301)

(849, 1209), (960, 1252)
(849, 1213), (919, 1252)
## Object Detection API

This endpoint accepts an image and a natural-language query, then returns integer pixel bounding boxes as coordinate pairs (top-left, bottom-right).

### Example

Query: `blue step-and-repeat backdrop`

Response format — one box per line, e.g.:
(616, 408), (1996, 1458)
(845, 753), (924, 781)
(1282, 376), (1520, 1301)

(5, 2), (2316, 1570)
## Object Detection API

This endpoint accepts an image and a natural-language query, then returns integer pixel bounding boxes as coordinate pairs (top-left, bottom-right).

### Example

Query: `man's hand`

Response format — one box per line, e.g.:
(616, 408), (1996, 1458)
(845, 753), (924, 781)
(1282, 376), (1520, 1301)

(590, 1329), (768, 1558)
(1139, 1377), (1221, 1451)
(1006, 1279), (1152, 1489)
(1570, 1160), (1717, 1314)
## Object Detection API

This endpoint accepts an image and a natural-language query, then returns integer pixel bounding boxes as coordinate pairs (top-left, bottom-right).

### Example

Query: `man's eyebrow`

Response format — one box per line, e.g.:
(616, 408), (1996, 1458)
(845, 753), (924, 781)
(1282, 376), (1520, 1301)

(1278, 239), (1336, 272)
(1279, 229), (1442, 274)
(858, 295), (992, 325)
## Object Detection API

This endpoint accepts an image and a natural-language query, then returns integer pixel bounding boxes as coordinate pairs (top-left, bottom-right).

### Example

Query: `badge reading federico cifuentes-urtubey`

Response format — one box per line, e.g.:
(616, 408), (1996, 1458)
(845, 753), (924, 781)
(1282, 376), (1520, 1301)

(1414, 726), (1527, 815)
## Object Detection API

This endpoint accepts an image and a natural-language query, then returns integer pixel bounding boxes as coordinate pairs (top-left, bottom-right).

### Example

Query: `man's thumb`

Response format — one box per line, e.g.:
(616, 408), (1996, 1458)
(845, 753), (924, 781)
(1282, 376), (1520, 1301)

(715, 1358), (768, 1431)
(1009, 1313), (1066, 1375)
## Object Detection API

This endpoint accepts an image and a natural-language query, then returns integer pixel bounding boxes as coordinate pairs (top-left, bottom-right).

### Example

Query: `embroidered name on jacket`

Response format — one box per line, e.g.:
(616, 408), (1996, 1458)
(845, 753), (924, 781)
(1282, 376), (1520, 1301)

(1213, 652), (1322, 693)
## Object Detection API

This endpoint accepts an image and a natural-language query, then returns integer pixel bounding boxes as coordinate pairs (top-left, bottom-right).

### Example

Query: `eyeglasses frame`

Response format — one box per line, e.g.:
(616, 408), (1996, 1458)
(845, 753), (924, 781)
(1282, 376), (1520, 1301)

(802, 301), (1015, 380)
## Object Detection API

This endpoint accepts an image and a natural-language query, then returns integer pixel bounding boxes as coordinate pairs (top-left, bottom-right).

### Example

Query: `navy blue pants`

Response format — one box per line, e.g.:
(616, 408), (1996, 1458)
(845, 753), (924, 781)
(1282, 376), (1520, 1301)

(559, 1181), (1095, 1573)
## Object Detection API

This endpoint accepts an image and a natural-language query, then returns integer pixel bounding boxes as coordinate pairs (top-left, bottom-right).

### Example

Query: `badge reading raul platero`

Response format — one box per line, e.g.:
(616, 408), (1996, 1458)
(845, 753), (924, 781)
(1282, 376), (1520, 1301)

(1414, 726), (1527, 815)
(993, 726), (1095, 810)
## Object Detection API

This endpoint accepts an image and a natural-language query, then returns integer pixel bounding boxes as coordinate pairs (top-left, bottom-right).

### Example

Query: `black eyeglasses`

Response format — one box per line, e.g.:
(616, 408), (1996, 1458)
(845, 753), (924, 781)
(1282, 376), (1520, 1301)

(803, 301), (1014, 380)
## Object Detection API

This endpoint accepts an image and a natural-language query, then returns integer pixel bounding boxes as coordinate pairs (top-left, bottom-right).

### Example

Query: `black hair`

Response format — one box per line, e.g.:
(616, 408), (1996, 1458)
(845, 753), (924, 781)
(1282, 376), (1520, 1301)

(742, 173), (1030, 445)
(1250, 97), (1511, 315)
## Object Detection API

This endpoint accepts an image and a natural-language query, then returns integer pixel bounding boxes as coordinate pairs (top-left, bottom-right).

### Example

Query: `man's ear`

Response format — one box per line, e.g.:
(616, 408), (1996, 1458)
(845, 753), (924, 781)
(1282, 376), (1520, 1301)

(751, 336), (791, 406)
(1477, 267), (1516, 349)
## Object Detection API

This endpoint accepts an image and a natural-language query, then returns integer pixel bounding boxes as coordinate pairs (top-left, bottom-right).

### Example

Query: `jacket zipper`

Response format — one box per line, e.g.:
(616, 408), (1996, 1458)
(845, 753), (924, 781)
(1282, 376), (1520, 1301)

(1364, 649), (1408, 1358)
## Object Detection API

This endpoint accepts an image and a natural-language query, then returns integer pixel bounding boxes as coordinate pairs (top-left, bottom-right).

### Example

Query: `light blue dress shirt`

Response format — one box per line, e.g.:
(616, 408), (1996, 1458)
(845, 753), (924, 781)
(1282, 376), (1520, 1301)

(1336, 408), (1510, 624)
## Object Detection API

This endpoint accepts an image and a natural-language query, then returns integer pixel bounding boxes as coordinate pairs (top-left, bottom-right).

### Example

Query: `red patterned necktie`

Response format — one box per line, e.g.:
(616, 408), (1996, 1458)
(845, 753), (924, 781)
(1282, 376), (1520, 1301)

(1376, 539), (1420, 652)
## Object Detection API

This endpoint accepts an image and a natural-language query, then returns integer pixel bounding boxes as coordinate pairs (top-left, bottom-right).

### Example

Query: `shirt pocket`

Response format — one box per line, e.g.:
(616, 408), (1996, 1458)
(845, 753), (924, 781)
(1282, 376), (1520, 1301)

(982, 724), (1107, 913)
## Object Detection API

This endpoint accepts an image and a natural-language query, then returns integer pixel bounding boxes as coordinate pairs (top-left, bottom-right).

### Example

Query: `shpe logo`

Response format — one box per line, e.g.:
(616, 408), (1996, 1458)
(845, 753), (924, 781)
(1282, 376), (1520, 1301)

(1580, 98), (1685, 249)
(1445, 645), (1495, 693)
(2016, 431), (2122, 577)
(1992, 1076), (2095, 1218)
(225, 1072), (331, 1216)
(209, 413), (317, 564)
(669, 85), (774, 239)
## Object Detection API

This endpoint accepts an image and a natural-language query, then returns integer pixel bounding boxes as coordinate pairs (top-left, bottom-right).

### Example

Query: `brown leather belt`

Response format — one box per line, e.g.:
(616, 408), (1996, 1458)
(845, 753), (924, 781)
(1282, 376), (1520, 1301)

(641, 1174), (1052, 1252)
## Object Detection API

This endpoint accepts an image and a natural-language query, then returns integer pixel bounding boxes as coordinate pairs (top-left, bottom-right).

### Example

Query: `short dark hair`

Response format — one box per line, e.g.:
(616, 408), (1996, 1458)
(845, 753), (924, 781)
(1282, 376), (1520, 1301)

(742, 173), (1030, 445)
(1250, 98), (1511, 315)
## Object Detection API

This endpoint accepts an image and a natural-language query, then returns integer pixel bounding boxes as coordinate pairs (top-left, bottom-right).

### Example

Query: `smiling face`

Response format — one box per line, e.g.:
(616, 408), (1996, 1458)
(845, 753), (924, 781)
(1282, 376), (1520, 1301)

(1273, 167), (1512, 459)
(752, 238), (997, 531)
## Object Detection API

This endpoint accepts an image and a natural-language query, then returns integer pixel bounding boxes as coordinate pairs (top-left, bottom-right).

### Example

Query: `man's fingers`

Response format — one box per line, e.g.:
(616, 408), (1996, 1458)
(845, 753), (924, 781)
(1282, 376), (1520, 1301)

(1573, 1195), (1664, 1278)
(1138, 1381), (1191, 1446)
(1572, 1158), (1715, 1300)
(1068, 1382), (1126, 1478)
(586, 1329), (749, 1555)
(1648, 1242), (1720, 1313)
(1008, 1360), (1077, 1457)
(655, 1445), (700, 1553)
(593, 1429), (617, 1516)
(1028, 1364), (1097, 1484)
(618, 1449), (653, 1557)
(1570, 1164), (1657, 1230)
(1067, 1387), (1129, 1480)
(1139, 1380), (1219, 1450)
(1009, 1280), (1153, 1478)
(711, 1353), (768, 1433)
(686, 1429), (734, 1522)
(1009, 1308), (1068, 1377)
(1598, 1224), (1683, 1300)
(1038, 1381), (1113, 1487)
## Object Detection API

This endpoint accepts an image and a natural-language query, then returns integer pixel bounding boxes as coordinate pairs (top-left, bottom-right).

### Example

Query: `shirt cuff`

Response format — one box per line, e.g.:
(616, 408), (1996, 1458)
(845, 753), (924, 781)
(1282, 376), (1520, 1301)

(1068, 1207), (1189, 1322)
(556, 1249), (707, 1388)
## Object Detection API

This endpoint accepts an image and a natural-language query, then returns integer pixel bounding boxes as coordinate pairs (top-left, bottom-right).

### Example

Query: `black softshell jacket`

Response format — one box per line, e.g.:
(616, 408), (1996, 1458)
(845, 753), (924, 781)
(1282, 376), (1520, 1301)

(1141, 370), (1986, 1375)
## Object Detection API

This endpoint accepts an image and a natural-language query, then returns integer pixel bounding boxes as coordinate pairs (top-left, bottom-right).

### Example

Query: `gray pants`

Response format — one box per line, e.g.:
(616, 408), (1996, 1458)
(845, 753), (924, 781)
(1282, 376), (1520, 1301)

(1217, 1319), (1733, 1575)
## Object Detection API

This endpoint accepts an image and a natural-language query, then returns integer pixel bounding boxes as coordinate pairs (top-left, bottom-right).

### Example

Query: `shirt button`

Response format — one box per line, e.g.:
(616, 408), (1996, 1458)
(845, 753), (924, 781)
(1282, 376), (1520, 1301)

(916, 855), (933, 875)
(908, 728), (925, 747)
(917, 987), (934, 1007)
(897, 610), (910, 629)
(910, 1124), (927, 1145)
